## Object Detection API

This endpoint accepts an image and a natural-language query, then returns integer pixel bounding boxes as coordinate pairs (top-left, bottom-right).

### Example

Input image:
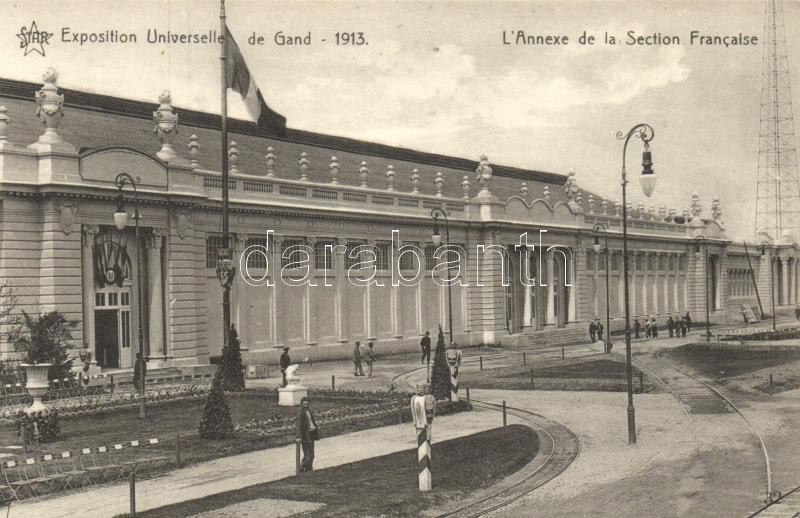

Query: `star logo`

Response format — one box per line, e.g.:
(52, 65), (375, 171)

(17, 21), (53, 57)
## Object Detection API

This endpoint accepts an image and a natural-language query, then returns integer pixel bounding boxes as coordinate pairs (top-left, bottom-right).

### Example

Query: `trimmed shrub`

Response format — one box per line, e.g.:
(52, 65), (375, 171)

(199, 371), (235, 439)
(431, 325), (450, 401)
(16, 409), (60, 444)
(220, 325), (245, 392)
(12, 310), (76, 381)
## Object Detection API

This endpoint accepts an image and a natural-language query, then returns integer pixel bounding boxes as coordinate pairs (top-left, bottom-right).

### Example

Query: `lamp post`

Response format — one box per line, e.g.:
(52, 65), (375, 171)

(431, 208), (454, 349)
(694, 236), (711, 342)
(113, 172), (147, 420)
(593, 224), (612, 354)
(761, 241), (777, 331)
(617, 123), (656, 445)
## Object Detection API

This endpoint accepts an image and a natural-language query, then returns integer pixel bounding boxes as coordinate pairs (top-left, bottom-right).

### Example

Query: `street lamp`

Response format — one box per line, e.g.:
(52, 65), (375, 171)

(761, 241), (777, 331)
(617, 123), (655, 445)
(694, 236), (711, 342)
(113, 172), (147, 420)
(431, 208), (454, 349)
(593, 224), (612, 354)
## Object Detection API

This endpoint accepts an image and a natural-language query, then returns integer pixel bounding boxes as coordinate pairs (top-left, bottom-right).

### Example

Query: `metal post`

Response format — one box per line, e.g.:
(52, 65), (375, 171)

(530, 368), (535, 391)
(704, 243), (711, 342)
(523, 352), (526, 365)
(295, 440), (301, 475)
(561, 346), (565, 360)
(431, 208), (454, 349)
(479, 356), (483, 371)
(115, 173), (147, 420)
(176, 433), (181, 466)
(466, 386), (470, 404)
(618, 123), (653, 445)
(331, 375), (335, 390)
(110, 374), (115, 394)
(129, 471), (136, 517)
(769, 373), (774, 395)
(502, 400), (507, 427)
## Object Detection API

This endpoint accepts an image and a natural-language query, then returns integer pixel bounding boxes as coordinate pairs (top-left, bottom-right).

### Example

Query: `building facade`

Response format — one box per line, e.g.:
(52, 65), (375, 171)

(0, 69), (798, 370)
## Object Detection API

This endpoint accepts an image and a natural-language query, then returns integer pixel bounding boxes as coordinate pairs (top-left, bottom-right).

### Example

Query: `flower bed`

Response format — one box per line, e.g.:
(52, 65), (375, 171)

(717, 326), (800, 341)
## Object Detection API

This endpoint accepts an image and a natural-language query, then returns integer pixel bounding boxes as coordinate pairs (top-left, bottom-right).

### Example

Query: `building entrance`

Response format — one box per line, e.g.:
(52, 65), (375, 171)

(94, 288), (132, 369)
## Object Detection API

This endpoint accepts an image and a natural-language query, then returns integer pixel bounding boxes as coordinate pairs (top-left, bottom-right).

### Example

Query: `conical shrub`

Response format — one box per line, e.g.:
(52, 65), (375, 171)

(431, 325), (450, 401)
(221, 324), (246, 392)
(199, 370), (235, 439)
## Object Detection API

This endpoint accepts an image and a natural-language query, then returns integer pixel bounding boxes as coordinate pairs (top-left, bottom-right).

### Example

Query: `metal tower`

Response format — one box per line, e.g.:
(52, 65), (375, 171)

(755, 0), (800, 240)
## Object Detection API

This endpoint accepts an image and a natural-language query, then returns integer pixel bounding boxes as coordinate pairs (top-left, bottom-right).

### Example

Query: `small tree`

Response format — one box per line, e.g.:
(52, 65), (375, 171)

(199, 370), (235, 439)
(12, 310), (76, 381)
(431, 325), (450, 401)
(220, 324), (245, 392)
(0, 282), (18, 343)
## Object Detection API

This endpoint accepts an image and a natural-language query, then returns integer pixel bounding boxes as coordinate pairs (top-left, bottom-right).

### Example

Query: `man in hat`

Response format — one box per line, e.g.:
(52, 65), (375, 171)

(420, 331), (431, 365)
(296, 397), (320, 472)
(279, 347), (291, 387)
(353, 341), (364, 376)
(365, 342), (377, 378)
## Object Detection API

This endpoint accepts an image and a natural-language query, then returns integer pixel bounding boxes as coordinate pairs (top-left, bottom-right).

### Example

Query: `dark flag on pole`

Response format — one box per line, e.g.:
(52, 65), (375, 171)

(224, 25), (287, 137)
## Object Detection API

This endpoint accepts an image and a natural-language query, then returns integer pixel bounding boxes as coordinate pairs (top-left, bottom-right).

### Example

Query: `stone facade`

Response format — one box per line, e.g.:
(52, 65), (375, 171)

(1, 70), (798, 369)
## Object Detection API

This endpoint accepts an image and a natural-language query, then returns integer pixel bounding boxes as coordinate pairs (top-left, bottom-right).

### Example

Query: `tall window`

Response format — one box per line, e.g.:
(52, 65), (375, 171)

(399, 242), (419, 271)
(346, 241), (365, 269)
(635, 254), (643, 272)
(206, 236), (227, 268)
(658, 255), (666, 271)
(611, 252), (620, 271)
(245, 237), (269, 269)
(425, 245), (437, 270)
(314, 240), (335, 270)
(281, 239), (306, 268)
(375, 242), (391, 271)
(586, 250), (594, 271)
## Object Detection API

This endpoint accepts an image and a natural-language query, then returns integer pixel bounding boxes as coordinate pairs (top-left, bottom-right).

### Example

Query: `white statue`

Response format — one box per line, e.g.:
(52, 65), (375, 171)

(285, 364), (300, 386)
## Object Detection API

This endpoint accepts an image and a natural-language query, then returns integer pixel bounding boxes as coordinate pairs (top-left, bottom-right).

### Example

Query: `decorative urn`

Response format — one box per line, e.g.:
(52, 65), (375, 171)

(20, 363), (52, 414)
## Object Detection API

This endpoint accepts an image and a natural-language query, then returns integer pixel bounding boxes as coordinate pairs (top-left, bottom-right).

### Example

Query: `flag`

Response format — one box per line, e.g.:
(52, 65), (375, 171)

(224, 25), (287, 137)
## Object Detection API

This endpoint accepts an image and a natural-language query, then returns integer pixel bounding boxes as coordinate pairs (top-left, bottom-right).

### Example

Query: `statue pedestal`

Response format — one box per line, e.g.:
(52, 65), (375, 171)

(278, 385), (308, 406)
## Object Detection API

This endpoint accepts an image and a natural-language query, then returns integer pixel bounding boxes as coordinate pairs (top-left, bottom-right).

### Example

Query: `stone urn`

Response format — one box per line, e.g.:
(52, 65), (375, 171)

(20, 363), (52, 414)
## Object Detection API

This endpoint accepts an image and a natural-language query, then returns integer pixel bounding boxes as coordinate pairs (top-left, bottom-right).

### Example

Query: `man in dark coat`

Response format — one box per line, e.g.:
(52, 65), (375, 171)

(685, 312), (692, 332)
(680, 317), (687, 337)
(279, 347), (291, 387)
(667, 317), (674, 338)
(634, 318), (641, 339)
(420, 331), (431, 365)
(353, 341), (364, 376)
(651, 318), (658, 338)
(597, 321), (604, 343)
(296, 397), (320, 472)
(589, 321), (596, 342)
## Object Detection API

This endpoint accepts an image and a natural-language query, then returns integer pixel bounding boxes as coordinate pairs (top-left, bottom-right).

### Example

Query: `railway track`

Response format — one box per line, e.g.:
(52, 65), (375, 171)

(434, 400), (579, 518)
(633, 351), (786, 513)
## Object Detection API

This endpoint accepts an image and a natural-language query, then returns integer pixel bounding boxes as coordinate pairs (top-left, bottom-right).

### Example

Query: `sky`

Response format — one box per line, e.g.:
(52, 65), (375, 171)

(2, 0), (800, 241)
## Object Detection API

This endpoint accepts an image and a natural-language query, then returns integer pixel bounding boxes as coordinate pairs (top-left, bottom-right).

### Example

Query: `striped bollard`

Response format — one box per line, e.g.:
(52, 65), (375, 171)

(446, 349), (462, 402)
(411, 388), (436, 492)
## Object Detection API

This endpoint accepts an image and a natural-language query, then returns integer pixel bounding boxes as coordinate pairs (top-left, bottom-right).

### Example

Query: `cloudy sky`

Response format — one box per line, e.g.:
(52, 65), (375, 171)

(3, 0), (799, 240)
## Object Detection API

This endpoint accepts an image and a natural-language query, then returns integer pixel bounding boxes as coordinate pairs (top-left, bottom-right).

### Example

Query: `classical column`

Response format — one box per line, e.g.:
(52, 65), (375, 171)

(545, 251), (555, 325)
(567, 251), (577, 322)
(334, 239), (347, 342)
(642, 253), (649, 315)
(522, 248), (532, 327)
(232, 235), (248, 351)
(147, 229), (165, 359)
(592, 253), (599, 319)
(616, 253), (624, 317)
(630, 252), (637, 317)
(81, 225), (98, 361)
(781, 257), (789, 306)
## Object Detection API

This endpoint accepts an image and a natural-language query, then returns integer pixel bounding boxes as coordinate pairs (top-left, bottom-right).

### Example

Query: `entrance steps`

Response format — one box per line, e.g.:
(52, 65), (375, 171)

(506, 326), (592, 349)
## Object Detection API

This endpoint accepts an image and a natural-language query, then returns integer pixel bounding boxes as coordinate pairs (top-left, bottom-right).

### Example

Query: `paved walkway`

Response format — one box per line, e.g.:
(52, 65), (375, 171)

(11, 410), (514, 518)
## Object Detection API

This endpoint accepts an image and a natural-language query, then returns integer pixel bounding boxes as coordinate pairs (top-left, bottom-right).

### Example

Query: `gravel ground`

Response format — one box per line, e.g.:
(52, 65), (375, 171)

(188, 498), (324, 517)
(474, 390), (766, 517)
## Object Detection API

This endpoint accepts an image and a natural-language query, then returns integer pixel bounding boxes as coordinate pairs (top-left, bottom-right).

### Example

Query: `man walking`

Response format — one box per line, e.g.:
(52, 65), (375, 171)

(680, 316), (687, 337)
(353, 341), (364, 376)
(279, 347), (291, 387)
(589, 321), (596, 342)
(296, 397), (320, 472)
(597, 321), (604, 343)
(420, 331), (431, 365)
(634, 318), (641, 339)
(685, 312), (692, 333)
(365, 342), (377, 378)
(667, 316), (674, 338)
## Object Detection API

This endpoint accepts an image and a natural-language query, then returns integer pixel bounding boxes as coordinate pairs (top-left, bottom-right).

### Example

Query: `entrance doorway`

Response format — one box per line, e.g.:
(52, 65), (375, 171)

(94, 288), (132, 369)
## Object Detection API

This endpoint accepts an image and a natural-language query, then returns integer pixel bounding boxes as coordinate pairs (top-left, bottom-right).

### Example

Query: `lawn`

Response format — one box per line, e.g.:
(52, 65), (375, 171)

(664, 343), (800, 378)
(460, 358), (658, 393)
(136, 424), (538, 518)
(0, 390), (416, 469)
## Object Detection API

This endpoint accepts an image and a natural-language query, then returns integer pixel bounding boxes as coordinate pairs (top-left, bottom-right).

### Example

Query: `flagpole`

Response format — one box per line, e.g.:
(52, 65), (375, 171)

(219, 0), (232, 350)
